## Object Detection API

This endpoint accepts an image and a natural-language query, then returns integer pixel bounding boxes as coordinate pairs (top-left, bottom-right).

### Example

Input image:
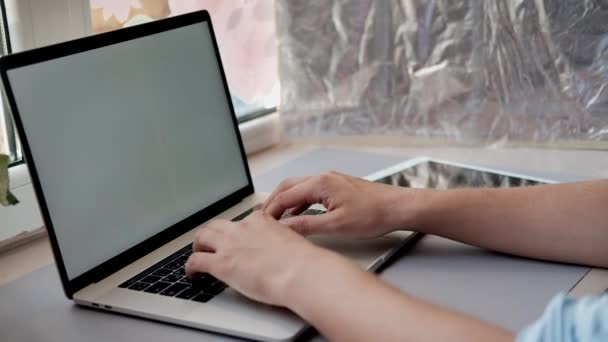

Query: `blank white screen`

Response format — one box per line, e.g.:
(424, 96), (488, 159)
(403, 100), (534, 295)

(8, 22), (249, 279)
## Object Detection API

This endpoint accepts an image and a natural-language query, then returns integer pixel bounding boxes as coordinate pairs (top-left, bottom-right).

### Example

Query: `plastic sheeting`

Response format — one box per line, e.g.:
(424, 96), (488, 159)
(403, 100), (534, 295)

(276, 0), (608, 146)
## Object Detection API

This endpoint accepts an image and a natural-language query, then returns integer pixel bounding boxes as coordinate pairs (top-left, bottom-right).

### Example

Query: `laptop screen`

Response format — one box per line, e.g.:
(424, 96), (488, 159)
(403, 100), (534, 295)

(6, 22), (249, 280)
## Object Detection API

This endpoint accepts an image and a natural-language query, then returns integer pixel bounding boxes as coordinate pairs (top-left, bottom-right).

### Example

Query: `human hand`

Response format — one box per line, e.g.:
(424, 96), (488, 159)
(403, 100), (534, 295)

(263, 171), (418, 238)
(185, 210), (328, 306)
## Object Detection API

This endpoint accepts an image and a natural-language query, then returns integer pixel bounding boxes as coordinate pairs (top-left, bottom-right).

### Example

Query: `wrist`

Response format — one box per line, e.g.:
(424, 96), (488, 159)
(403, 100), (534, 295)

(379, 186), (435, 233)
(272, 242), (326, 307)
(277, 245), (360, 312)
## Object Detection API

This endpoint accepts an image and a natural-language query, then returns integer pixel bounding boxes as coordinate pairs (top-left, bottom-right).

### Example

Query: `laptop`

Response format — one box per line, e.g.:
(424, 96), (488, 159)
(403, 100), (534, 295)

(0, 10), (416, 341)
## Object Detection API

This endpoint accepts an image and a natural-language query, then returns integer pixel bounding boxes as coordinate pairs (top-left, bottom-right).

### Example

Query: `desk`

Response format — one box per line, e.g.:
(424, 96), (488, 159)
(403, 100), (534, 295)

(1, 142), (607, 341)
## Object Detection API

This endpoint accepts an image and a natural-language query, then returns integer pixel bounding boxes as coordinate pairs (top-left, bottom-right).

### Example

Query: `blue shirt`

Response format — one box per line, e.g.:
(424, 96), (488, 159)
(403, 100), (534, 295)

(517, 293), (608, 342)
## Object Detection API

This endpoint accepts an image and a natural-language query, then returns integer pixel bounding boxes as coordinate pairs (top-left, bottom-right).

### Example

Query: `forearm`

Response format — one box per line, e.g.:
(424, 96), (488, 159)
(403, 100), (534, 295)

(284, 248), (513, 342)
(393, 180), (608, 267)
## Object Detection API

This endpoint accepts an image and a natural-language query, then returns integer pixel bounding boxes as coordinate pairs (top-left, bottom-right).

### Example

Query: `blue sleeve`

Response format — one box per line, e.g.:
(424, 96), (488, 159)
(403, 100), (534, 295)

(517, 293), (608, 342)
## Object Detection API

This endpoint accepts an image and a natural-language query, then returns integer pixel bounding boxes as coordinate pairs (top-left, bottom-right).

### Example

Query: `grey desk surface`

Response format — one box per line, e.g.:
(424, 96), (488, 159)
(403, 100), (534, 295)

(0, 148), (593, 341)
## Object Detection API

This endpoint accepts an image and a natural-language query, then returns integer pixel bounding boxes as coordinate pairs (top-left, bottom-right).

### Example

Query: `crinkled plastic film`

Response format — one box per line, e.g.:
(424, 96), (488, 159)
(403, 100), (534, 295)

(276, 0), (608, 146)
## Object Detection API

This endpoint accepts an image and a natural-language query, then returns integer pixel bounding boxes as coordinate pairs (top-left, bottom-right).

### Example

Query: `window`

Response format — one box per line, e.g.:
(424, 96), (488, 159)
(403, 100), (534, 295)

(90, 0), (280, 121)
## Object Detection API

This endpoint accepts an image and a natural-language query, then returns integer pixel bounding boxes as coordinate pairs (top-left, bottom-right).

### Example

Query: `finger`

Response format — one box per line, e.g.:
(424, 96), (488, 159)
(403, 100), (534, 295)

(263, 176), (311, 210)
(289, 203), (311, 216)
(265, 179), (324, 219)
(245, 208), (268, 222)
(192, 223), (226, 253)
(185, 252), (218, 277)
(281, 210), (339, 236)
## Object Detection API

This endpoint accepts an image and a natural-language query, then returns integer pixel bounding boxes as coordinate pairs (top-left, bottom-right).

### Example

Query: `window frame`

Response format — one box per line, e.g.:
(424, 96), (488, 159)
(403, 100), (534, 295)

(0, 0), (16, 161)
(0, 0), (281, 249)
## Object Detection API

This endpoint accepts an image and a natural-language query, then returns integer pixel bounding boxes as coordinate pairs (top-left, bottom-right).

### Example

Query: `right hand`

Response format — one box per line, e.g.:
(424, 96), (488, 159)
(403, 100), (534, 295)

(262, 171), (417, 238)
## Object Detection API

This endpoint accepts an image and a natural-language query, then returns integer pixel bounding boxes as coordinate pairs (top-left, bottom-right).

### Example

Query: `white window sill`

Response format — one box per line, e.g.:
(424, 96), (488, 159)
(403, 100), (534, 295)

(0, 112), (280, 250)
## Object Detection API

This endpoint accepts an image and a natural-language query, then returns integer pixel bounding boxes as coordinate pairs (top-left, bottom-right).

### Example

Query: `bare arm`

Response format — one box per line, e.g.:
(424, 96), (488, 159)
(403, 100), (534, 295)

(265, 173), (608, 268)
(285, 247), (513, 342)
(186, 211), (513, 342)
(404, 180), (608, 267)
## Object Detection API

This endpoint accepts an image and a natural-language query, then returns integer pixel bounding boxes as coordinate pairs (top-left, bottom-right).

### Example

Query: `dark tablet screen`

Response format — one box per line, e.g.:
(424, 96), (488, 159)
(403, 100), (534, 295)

(375, 161), (544, 189)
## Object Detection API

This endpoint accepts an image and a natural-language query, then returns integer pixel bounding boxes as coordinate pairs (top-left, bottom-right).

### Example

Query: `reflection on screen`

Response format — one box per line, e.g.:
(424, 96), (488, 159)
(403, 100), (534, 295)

(375, 161), (543, 189)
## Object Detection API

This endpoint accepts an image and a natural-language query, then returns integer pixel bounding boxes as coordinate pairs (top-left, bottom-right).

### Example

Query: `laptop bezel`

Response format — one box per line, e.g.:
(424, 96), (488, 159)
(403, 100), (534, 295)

(0, 10), (255, 298)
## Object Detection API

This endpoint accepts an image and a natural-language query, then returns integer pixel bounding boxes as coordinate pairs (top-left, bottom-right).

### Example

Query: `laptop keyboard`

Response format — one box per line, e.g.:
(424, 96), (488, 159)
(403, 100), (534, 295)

(119, 206), (325, 303)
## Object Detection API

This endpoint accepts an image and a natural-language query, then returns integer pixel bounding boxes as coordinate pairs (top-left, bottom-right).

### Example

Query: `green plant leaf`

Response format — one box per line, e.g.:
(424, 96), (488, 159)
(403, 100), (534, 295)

(0, 153), (19, 206)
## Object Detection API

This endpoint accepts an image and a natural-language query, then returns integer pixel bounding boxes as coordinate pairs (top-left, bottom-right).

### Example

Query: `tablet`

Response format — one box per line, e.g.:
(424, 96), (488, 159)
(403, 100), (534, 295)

(367, 157), (550, 189)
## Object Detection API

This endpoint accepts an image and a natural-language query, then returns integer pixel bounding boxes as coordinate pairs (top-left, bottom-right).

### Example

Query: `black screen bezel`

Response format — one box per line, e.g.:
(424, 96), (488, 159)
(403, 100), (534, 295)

(0, 10), (254, 298)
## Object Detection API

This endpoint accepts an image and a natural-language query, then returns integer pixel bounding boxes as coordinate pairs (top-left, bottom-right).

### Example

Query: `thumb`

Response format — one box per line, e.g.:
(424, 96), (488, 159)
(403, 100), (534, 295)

(282, 212), (337, 236)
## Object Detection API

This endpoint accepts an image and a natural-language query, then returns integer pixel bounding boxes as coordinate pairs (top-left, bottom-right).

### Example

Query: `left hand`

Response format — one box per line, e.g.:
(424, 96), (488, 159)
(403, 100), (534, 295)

(185, 210), (325, 306)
